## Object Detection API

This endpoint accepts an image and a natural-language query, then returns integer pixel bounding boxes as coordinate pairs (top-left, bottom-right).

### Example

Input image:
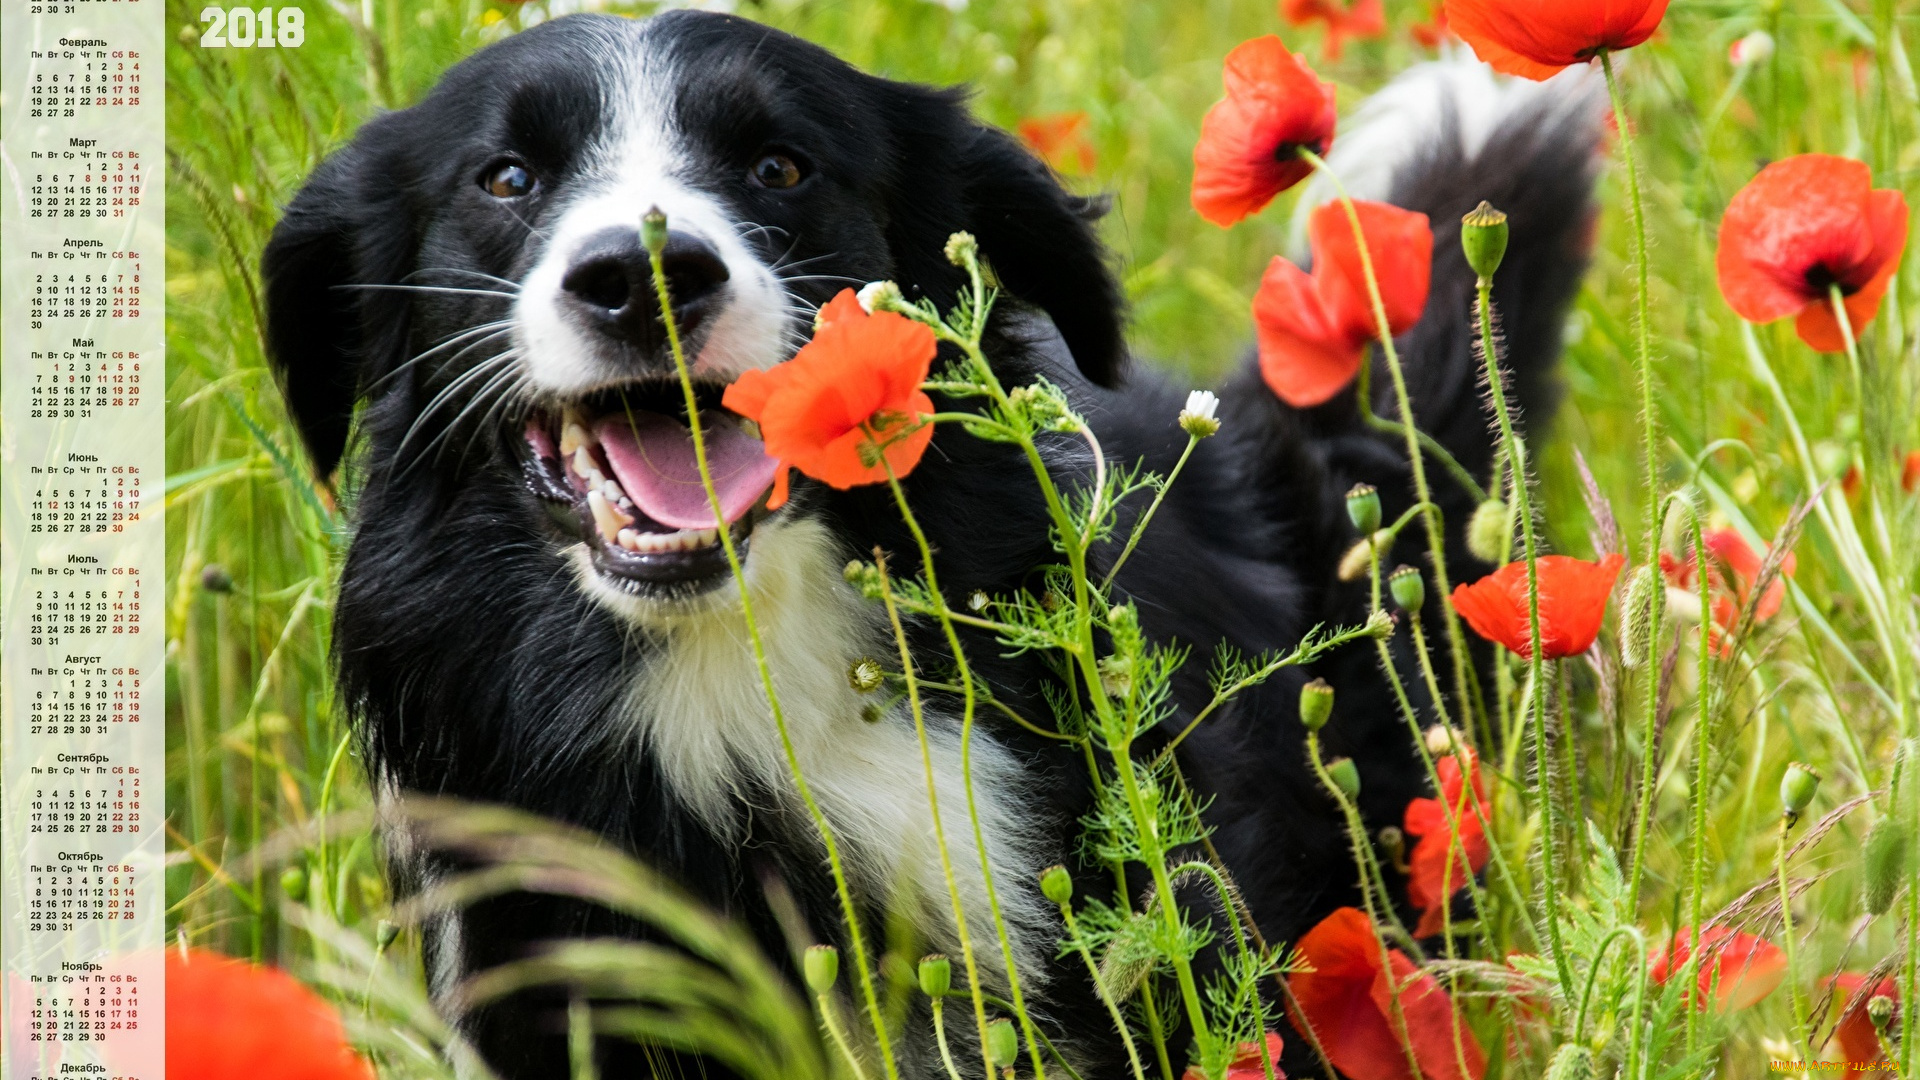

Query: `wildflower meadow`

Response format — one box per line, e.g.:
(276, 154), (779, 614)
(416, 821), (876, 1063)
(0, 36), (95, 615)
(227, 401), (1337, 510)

(162, 0), (1920, 1077)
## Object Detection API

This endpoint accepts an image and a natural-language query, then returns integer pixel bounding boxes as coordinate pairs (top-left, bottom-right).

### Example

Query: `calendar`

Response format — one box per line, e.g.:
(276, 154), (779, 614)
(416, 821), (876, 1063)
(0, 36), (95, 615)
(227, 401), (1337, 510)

(3, 1), (164, 1077)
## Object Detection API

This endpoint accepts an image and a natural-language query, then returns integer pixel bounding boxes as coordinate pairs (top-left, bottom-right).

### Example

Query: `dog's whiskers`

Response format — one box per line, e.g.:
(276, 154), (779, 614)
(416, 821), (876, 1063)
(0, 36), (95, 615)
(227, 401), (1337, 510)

(368, 321), (517, 393)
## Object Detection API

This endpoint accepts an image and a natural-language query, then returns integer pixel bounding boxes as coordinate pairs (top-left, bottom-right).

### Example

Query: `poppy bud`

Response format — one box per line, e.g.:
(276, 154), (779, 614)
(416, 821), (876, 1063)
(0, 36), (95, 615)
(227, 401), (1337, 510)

(1544, 1043), (1594, 1080)
(1179, 390), (1222, 438)
(1299, 678), (1334, 732)
(860, 702), (886, 725)
(918, 954), (952, 997)
(987, 1018), (1019, 1068)
(1346, 483), (1381, 534)
(1389, 565), (1425, 614)
(1424, 724), (1457, 756)
(804, 944), (839, 994)
(1326, 756), (1361, 799)
(849, 659), (884, 694)
(1779, 762), (1821, 823)
(1040, 865), (1074, 906)
(1466, 499), (1511, 563)
(1864, 817), (1909, 916)
(1870, 993), (1896, 1033)
(1461, 201), (1509, 283)
(200, 563), (234, 594)
(279, 866), (308, 902)
(1378, 825), (1407, 872)
(1620, 564), (1660, 669)
(640, 206), (668, 256)
(1338, 530), (1395, 582)
(376, 920), (401, 950)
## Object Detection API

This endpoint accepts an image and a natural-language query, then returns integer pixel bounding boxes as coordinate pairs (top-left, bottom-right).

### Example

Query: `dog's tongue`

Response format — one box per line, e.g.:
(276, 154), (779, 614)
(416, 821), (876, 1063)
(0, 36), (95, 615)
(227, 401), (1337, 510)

(595, 412), (779, 530)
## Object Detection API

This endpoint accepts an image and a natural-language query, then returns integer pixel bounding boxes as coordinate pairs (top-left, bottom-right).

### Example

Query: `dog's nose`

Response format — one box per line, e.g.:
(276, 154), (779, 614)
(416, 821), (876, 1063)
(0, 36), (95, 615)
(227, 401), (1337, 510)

(560, 227), (731, 353)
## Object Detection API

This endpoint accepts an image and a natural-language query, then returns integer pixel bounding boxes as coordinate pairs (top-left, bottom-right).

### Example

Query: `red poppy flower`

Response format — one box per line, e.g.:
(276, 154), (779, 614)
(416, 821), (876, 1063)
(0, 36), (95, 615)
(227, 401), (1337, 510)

(1450, 554), (1625, 660)
(1191, 37), (1339, 228)
(1716, 155), (1910, 353)
(1902, 449), (1920, 493)
(1019, 112), (1098, 176)
(1253, 199), (1432, 407)
(1443, 0), (1669, 81)
(1287, 907), (1486, 1080)
(1658, 528), (1795, 652)
(1647, 927), (1786, 1011)
(167, 948), (376, 1080)
(722, 290), (937, 506)
(1824, 974), (1898, 1063)
(1404, 748), (1491, 938)
(1184, 1032), (1288, 1080)
(1279, 0), (1386, 60)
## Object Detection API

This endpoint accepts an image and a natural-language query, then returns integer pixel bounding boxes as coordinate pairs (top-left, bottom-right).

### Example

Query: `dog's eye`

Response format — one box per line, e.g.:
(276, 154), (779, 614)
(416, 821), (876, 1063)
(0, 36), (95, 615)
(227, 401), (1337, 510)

(482, 161), (537, 199)
(749, 154), (803, 190)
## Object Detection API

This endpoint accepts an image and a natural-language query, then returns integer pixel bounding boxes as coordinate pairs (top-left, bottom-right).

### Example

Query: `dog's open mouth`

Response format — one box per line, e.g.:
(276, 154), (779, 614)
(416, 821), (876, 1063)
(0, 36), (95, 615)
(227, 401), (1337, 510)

(521, 382), (781, 592)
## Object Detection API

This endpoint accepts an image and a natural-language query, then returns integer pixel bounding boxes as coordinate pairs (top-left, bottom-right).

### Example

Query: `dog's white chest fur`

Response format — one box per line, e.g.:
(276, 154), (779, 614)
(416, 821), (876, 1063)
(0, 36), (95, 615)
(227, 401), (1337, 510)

(588, 516), (1054, 990)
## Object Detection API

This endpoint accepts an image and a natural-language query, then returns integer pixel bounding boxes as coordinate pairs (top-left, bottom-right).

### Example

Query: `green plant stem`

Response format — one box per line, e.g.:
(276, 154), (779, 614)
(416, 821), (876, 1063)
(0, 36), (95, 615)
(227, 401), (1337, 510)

(873, 556), (996, 1075)
(1301, 147), (1482, 805)
(818, 992), (874, 1080)
(880, 468), (1047, 1080)
(1683, 509), (1714, 1056)
(1603, 48), (1670, 923)
(1774, 820), (1811, 1058)
(1101, 433), (1199, 590)
(914, 261), (1217, 1060)
(1474, 277), (1573, 997)
(1057, 900), (1149, 1080)
(648, 243), (898, 1080)
(1827, 287), (1916, 737)
(930, 1000), (966, 1080)
(1306, 732), (1427, 1080)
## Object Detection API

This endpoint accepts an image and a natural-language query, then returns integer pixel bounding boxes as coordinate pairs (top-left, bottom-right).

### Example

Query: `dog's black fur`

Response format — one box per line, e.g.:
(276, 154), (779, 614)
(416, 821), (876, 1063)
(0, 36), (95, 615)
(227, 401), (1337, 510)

(263, 12), (1599, 1078)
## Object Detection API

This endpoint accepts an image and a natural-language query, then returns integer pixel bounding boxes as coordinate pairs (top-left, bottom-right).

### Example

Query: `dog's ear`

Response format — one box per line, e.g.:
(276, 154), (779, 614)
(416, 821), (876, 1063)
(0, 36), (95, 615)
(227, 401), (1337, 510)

(261, 122), (416, 479)
(957, 126), (1127, 386)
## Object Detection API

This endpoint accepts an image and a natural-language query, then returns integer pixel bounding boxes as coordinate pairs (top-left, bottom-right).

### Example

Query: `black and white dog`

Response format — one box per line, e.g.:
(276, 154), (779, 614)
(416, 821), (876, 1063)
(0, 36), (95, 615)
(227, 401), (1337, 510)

(262, 12), (1600, 1078)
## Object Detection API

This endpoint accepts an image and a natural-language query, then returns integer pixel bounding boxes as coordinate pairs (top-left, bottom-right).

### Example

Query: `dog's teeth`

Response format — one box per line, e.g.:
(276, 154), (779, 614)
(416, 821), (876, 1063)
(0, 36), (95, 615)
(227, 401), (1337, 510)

(560, 421), (591, 456)
(600, 479), (626, 504)
(588, 490), (633, 542)
(616, 527), (641, 552)
(687, 528), (717, 548)
(572, 446), (605, 486)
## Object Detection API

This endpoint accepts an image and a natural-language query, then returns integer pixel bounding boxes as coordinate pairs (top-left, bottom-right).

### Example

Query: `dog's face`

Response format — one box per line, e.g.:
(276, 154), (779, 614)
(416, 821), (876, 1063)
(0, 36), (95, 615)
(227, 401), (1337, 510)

(263, 11), (1123, 610)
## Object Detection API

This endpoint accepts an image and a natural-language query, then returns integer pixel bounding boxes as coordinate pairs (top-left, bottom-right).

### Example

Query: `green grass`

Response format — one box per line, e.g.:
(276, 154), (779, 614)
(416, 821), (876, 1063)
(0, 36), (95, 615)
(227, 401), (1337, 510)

(164, 0), (1920, 1076)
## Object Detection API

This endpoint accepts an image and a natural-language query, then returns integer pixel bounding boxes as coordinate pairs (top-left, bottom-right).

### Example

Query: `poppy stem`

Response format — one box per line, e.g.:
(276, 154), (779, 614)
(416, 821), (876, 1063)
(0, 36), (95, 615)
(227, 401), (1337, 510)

(1306, 731), (1431, 1080)
(1775, 816), (1812, 1057)
(1475, 275), (1575, 999)
(871, 552), (999, 1078)
(1053, 896), (1149, 1080)
(1603, 47), (1670, 926)
(880, 466), (1052, 1080)
(817, 990), (875, 1080)
(1299, 146), (1486, 774)
(1827, 284), (1867, 417)
(1683, 506), (1714, 1058)
(647, 230), (901, 1080)
(929, 999), (967, 1080)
